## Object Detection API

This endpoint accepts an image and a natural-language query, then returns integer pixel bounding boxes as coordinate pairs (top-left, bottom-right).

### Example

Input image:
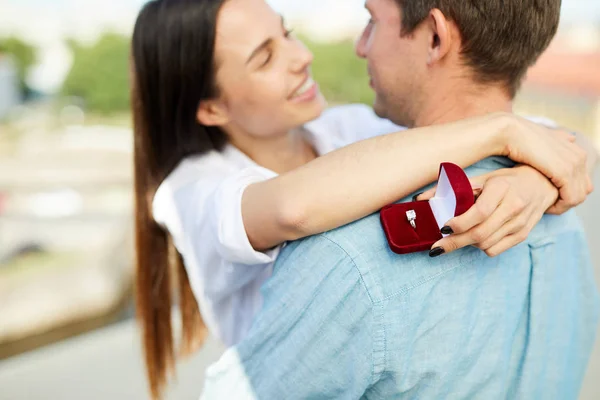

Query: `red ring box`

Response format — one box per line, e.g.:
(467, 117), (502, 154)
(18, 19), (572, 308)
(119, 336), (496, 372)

(380, 163), (474, 254)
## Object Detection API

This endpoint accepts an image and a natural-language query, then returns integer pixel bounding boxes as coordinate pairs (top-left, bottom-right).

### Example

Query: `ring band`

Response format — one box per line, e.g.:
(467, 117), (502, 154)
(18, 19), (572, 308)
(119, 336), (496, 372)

(406, 210), (417, 230)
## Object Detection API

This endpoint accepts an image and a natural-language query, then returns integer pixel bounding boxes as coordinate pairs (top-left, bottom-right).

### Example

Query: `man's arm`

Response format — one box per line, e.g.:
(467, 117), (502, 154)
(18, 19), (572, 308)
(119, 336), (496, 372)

(201, 235), (378, 400)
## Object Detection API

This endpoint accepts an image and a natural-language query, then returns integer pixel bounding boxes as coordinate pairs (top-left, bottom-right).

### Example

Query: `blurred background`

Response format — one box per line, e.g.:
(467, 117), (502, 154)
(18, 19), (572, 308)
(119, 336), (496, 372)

(0, 0), (598, 399)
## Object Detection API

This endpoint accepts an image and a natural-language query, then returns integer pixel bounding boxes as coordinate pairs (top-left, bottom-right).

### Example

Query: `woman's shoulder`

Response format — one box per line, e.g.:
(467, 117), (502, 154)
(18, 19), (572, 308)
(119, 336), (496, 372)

(152, 151), (232, 225)
(162, 151), (230, 189)
(152, 146), (274, 230)
(306, 103), (405, 146)
(157, 144), (256, 197)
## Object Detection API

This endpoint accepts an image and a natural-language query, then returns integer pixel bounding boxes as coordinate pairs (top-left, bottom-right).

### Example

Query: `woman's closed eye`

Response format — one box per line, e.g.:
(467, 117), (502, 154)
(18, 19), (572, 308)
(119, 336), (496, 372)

(260, 30), (294, 68)
(260, 50), (273, 67)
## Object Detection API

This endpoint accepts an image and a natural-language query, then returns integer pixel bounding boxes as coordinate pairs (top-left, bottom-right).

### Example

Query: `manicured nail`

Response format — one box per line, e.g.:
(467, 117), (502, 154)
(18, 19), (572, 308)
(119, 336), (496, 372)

(441, 226), (454, 235)
(412, 192), (424, 202)
(429, 247), (445, 258)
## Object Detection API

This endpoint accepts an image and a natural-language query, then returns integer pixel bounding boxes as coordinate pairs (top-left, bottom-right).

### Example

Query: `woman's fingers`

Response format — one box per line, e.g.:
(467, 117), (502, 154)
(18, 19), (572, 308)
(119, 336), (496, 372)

(413, 186), (436, 201)
(483, 231), (529, 258)
(442, 177), (509, 235)
(551, 128), (576, 143)
(429, 166), (557, 258)
(553, 141), (589, 208)
(414, 180), (484, 203)
(483, 215), (541, 257)
(431, 188), (527, 255)
(476, 209), (537, 256)
(509, 120), (588, 208)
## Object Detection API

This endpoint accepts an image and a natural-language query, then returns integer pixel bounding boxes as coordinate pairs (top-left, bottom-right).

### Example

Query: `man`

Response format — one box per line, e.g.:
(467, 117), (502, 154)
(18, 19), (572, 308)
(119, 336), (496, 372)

(202, 0), (600, 398)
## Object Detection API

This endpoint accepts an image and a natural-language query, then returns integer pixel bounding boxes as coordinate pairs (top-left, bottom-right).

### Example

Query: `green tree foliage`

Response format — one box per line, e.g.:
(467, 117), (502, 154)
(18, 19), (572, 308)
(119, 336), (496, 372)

(0, 37), (36, 96)
(62, 33), (130, 114)
(304, 36), (374, 105)
(59, 32), (372, 115)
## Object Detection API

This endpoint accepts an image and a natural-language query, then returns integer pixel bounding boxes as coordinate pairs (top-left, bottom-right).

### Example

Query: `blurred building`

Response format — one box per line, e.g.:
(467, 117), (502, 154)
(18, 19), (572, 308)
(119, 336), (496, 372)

(0, 54), (20, 119)
(0, 122), (135, 359)
(516, 34), (600, 147)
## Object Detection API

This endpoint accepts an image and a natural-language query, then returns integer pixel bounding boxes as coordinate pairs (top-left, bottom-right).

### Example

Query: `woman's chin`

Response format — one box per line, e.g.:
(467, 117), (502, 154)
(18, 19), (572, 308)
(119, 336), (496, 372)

(303, 93), (328, 122)
(298, 104), (327, 126)
(283, 93), (328, 127)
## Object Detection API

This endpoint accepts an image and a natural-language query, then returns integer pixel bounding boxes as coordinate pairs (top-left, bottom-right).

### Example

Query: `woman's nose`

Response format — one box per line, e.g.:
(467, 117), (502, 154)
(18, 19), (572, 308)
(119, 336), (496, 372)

(289, 39), (314, 72)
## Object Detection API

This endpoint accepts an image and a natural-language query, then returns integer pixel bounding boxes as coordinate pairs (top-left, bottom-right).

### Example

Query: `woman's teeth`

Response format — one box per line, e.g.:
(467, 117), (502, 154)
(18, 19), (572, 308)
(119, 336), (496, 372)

(292, 77), (314, 98)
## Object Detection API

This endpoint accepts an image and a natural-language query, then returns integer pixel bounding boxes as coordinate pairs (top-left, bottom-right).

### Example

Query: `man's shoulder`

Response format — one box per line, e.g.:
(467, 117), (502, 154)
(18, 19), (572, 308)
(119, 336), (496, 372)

(277, 212), (462, 304)
(286, 212), (586, 307)
(272, 232), (375, 303)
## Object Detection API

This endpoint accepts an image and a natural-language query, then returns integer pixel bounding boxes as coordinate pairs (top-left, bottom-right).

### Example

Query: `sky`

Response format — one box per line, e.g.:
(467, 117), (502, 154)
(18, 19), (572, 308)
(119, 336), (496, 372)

(0, 0), (598, 92)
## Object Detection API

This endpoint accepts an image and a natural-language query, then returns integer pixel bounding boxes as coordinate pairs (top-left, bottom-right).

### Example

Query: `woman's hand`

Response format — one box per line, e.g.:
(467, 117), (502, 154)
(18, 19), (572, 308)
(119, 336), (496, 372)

(417, 165), (559, 257)
(501, 116), (593, 213)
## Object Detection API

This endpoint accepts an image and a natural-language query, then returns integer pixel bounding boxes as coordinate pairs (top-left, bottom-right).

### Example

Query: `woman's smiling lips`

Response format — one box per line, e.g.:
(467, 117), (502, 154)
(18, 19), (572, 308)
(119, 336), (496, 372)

(290, 76), (319, 103)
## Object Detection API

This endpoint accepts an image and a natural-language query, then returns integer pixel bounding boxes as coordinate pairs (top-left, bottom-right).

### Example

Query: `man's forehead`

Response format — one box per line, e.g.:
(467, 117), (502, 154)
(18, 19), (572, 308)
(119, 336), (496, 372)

(366, 0), (399, 17)
(366, 0), (401, 24)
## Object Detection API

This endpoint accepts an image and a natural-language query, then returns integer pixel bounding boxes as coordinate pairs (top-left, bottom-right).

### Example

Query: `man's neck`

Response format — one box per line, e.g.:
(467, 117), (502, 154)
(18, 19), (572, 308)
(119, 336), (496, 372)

(412, 84), (513, 128)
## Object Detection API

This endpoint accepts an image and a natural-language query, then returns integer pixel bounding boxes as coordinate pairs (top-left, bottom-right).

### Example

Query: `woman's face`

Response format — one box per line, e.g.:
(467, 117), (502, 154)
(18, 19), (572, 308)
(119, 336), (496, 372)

(209, 0), (327, 138)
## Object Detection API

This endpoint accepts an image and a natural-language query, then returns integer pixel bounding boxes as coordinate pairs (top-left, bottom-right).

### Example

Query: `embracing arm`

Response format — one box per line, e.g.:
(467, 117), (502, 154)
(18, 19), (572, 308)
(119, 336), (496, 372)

(243, 113), (584, 251)
(406, 130), (597, 258)
(576, 132), (599, 176)
(244, 113), (508, 250)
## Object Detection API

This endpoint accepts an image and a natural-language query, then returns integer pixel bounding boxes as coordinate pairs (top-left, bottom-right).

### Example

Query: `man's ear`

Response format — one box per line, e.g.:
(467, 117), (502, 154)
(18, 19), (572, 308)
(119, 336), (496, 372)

(196, 98), (230, 127)
(426, 9), (453, 65)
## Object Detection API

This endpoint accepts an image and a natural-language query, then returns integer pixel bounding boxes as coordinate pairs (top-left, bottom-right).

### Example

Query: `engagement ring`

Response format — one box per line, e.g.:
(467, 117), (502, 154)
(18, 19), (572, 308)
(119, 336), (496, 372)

(406, 210), (416, 230)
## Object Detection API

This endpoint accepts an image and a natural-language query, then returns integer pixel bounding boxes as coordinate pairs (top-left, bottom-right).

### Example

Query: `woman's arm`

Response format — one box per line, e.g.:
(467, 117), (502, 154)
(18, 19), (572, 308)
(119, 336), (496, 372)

(576, 132), (599, 175)
(544, 132), (597, 215)
(243, 113), (587, 251)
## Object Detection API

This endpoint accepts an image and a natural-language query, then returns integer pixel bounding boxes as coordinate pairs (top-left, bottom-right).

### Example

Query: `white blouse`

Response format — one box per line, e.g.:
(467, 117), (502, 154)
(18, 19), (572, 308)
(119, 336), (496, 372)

(152, 104), (403, 346)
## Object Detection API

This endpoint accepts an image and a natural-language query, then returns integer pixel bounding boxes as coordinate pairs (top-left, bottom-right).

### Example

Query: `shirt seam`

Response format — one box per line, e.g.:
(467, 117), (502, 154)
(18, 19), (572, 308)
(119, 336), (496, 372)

(319, 235), (375, 305)
(377, 263), (465, 303)
(318, 236), (468, 386)
(318, 235), (385, 385)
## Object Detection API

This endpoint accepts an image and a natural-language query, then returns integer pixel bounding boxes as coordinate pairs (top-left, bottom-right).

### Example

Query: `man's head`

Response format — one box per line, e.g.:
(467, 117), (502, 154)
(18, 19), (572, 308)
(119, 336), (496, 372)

(356, 0), (561, 127)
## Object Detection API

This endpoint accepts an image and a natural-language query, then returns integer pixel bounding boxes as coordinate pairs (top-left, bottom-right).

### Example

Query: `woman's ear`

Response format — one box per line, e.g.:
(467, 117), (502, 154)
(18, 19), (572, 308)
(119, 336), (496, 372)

(426, 8), (453, 65)
(196, 99), (230, 127)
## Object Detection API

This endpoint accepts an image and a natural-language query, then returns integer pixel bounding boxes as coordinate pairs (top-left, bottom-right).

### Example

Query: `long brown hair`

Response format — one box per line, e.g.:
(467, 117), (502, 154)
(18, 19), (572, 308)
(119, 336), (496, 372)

(131, 0), (228, 398)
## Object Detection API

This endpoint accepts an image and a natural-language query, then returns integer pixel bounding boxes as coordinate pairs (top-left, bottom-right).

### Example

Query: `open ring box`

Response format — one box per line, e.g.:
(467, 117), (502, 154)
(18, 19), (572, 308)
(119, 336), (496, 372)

(380, 163), (474, 254)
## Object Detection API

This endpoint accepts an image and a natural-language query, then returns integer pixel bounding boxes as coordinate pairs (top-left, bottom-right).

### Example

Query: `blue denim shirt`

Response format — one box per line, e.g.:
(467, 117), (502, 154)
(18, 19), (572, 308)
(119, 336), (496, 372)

(202, 157), (600, 400)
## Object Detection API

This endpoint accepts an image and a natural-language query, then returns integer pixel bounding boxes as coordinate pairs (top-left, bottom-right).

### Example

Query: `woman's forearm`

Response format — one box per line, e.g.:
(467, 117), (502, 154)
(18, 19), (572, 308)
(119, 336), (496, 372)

(243, 113), (514, 251)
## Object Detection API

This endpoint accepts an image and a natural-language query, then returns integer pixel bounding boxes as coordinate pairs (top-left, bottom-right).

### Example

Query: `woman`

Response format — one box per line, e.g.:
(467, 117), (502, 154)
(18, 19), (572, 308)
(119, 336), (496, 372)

(131, 0), (594, 398)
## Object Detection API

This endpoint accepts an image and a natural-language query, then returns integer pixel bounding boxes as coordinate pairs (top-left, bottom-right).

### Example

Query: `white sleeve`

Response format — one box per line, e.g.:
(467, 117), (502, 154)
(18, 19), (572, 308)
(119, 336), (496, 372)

(210, 167), (281, 264)
(153, 165), (279, 266)
(153, 164), (281, 345)
(311, 104), (406, 147)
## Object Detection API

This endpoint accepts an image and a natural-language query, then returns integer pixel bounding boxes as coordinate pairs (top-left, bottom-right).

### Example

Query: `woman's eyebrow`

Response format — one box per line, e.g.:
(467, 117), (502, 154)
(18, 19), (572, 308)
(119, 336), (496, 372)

(246, 15), (285, 65)
(246, 38), (273, 65)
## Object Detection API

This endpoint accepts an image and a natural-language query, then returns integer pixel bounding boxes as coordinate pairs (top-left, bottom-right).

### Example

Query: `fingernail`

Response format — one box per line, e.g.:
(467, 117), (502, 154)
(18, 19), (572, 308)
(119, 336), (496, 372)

(429, 247), (445, 258)
(412, 192), (424, 202)
(441, 226), (454, 235)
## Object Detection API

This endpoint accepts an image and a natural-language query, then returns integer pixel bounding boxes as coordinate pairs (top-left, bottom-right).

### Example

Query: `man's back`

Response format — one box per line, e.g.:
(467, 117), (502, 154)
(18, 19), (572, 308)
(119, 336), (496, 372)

(202, 158), (599, 400)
